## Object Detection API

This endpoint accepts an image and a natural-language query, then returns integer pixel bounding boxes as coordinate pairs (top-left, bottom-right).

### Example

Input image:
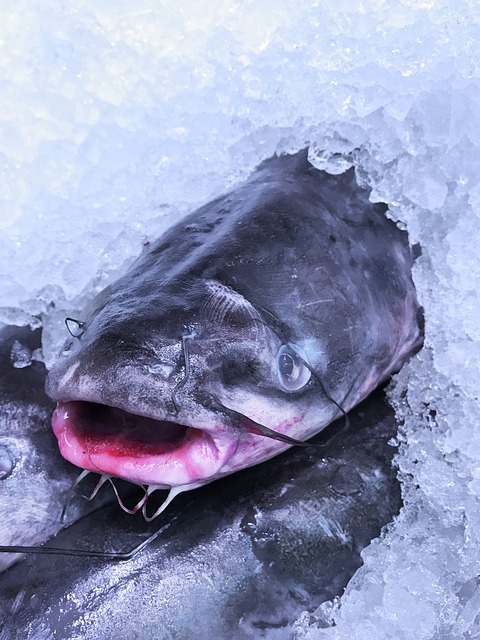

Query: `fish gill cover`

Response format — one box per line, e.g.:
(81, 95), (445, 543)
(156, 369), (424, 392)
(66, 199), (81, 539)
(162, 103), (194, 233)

(0, 1), (478, 638)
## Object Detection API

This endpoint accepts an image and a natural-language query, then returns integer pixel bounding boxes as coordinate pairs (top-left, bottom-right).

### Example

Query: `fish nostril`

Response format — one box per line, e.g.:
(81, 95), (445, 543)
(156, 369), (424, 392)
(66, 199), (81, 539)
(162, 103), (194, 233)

(62, 340), (74, 355)
(0, 446), (15, 480)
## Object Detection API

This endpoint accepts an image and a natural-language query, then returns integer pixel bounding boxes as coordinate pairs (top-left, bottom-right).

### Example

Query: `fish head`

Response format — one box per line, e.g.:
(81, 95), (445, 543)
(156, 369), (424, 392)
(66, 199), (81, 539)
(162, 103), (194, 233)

(46, 151), (423, 498)
(46, 277), (335, 491)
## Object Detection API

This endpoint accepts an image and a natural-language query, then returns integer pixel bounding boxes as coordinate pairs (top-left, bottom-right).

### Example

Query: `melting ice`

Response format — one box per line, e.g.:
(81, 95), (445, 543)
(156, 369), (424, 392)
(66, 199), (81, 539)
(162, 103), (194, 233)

(0, 1), (479, 638)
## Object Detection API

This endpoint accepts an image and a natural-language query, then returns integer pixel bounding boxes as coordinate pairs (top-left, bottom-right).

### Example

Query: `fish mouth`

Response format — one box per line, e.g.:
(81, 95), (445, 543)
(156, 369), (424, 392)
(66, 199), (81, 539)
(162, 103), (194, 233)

(52, 401), (238, 487)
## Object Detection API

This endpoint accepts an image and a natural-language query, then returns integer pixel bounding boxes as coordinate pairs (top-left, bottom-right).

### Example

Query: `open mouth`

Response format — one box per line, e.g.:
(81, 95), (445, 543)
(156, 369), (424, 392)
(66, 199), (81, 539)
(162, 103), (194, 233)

(52, 401), (238, 487)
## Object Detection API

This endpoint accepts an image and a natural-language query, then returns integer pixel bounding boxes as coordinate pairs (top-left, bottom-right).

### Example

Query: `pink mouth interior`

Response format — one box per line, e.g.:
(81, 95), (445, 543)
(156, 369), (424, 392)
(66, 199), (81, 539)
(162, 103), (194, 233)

(52, 401), (235, 487)
(66, 403), (189, 457)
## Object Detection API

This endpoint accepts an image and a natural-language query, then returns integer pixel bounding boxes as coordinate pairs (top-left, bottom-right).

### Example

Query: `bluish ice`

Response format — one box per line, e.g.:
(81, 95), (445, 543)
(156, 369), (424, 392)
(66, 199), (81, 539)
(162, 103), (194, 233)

(0, 2), (479, 638)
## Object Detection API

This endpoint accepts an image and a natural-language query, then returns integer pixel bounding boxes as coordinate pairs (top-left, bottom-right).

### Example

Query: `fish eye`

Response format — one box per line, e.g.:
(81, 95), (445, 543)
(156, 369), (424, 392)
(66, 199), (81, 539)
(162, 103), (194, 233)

(276, 343), (311, 392)
(0, 446), (15, 480)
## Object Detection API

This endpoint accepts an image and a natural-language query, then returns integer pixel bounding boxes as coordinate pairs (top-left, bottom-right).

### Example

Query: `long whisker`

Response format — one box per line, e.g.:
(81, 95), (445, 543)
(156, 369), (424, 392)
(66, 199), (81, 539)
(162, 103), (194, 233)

(171, 331), (196, 414)
(209, 394), (346, 449)
(245, 419), (313, 447)
(0, 524), (170, 561)
(108, 478), (148, 514)
(61, 469), (91, 522)
(208, 395), (314, 447)
(83, 473), (112, 501)
(299, 356), (350, 432)
(141, 485), (187, 523)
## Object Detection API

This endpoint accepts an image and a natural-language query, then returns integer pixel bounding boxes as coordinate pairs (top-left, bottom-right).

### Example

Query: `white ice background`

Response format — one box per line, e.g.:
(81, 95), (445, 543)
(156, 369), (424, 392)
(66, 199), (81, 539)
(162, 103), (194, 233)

(0, 1), (479, 638)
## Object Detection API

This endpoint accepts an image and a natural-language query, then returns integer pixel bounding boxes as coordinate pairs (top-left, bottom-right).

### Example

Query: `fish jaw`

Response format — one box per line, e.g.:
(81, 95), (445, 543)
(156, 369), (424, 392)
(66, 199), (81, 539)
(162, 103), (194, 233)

(51, 401), (240, 487)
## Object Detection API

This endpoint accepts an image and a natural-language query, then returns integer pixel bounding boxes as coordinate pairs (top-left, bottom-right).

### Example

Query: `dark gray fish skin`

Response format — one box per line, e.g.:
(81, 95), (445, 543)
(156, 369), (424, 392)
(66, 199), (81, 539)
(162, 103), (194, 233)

(0, 324), (130, 573)
(45, 150), (422, 493)
(0, 390), (401, 640)
(0, 323), (69, 572)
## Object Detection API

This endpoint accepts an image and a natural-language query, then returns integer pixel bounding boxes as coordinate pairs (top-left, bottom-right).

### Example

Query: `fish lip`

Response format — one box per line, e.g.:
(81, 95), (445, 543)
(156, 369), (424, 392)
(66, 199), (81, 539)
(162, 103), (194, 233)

(52, 400), (239, 487)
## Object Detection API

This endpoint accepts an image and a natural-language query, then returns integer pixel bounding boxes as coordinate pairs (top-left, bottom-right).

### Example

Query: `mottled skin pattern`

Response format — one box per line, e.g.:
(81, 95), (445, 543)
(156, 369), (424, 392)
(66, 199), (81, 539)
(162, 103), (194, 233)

(46, 150), (423, 491)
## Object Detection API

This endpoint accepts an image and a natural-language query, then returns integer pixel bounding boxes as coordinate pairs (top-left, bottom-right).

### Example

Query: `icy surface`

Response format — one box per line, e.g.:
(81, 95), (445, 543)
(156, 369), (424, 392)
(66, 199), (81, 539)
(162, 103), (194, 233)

(0, 1), (479, 638)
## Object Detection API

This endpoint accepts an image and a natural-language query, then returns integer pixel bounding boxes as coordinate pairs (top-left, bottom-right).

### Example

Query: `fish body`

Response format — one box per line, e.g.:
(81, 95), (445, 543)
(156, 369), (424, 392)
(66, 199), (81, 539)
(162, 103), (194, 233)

(0, 391), (401, 639)
(0, 324), (130, 572)
(46, 151), (422, 494)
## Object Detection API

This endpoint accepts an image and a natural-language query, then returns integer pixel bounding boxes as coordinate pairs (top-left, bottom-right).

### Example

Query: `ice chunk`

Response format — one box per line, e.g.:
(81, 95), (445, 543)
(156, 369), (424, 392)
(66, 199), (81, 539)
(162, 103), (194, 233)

(10, 339), (32, 369)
